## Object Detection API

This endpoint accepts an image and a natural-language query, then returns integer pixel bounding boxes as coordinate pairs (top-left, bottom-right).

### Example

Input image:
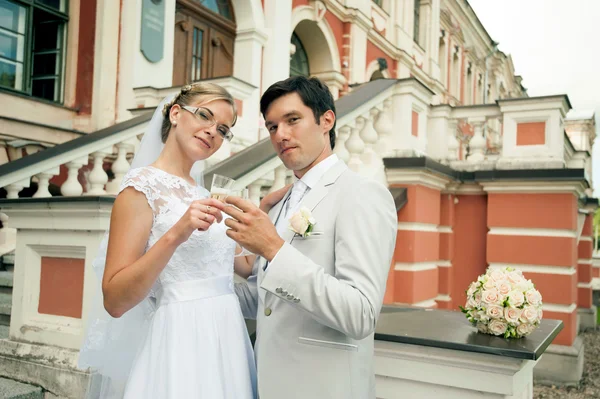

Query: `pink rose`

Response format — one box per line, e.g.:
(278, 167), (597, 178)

(525, 289), (542, 306)
(504, 307), (522, 324)
(507, 290), (525, 307)
(486, 305), (503, 319)
(517, 323), (532, 336)
(507, 271), (524, 285)
(483, 278), (496, 290)
(496, 281), (512, 296)
(520, 306), (539, 323)
(488, 319), (508, 336)
(489, 269), (506, 282)
(482, 288), (500, 305)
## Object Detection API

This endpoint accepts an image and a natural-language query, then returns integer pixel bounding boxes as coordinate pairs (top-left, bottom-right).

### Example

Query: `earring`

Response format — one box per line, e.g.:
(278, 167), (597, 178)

(171, 120), (177, 126)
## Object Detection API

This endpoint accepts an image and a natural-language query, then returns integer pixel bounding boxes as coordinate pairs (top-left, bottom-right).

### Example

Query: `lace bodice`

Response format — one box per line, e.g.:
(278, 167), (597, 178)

(120, 166), (236, 296)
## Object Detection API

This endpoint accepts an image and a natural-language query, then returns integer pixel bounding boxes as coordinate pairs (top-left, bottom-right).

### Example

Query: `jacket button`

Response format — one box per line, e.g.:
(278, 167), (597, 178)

(264, 307), (272, 316)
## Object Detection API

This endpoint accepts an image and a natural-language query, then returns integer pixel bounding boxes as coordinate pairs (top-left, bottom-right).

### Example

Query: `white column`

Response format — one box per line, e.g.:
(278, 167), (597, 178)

(349, 24), (368, 85)
(86, 150), (110, 195)
(61, 156), (89, 197)
(32, 167), (60, 198)
(91, 0), (120, 130)
(262, 0), (293, 89)
(346, 119), (365, 174)
(106, 142), (134, 194)
(374, 98), (394, 158)
(360, 109), (379, 167)
(268, 165), (287, 193)
(467, 117), (486, 163)
(426, 0), (441, 80)
(248, 180), (263, 206)
(115, 0), (137, 122)
(334, 125), (351, 163)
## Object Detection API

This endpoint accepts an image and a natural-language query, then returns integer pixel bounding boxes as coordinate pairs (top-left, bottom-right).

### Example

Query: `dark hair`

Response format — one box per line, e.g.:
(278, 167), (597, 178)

(260, 76), (336, 149)
(161, 82), (237, 143)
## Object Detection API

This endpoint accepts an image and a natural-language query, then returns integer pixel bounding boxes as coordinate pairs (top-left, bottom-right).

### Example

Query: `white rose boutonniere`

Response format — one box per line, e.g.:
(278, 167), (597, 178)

(289, 206), (316, 238)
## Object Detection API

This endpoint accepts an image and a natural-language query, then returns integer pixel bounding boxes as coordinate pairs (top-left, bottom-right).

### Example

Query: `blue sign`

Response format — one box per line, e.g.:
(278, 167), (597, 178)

(140, 0), (165, 63)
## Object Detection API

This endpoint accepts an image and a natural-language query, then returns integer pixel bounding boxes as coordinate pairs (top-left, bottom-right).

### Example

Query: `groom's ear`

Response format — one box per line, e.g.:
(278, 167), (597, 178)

(321, 110), (335, 133)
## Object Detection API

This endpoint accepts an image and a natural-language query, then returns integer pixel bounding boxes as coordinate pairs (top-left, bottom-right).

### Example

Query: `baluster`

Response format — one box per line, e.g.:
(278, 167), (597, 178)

(248, 180), (263, 206)
(86, 150), (111, 195)
(61, 156), (88, 197)
(268, 165), (287, 193)
(447, 119), (460, 162)
(467, 118), (486, 162)
(360, 109), (379, 166)
(346, 118), (365, 174)
(334, 126), (351, 163)
(106, 142), (134, 194)
(5, 179), (30, 199)
(374, 98), (393, 157)
(285, 169), (294, 186)
(32, 167), (60, 198)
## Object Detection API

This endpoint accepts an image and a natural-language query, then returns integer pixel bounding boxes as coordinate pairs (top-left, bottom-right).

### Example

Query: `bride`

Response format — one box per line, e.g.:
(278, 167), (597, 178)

(79, 82), (285, 398)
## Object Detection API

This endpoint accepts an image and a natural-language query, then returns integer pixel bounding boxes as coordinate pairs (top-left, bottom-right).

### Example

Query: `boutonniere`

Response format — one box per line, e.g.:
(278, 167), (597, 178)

(289, 207), (316, 238)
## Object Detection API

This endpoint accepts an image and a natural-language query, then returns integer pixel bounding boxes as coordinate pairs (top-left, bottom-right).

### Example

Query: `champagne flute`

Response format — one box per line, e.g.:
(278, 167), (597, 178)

(227, 188), (253, 257)
(210, 174), (235, 200)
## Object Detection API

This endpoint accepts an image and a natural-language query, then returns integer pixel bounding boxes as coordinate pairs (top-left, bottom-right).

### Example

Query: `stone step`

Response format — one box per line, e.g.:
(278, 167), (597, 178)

(0, 377), (43, 399)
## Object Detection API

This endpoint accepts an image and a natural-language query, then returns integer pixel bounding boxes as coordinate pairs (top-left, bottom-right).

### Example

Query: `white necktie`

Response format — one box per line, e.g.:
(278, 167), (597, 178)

(285, 180), (308, 218)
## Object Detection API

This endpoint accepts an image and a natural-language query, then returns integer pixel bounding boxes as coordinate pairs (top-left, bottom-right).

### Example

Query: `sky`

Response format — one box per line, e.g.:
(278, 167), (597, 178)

(468, 0), (600, 192)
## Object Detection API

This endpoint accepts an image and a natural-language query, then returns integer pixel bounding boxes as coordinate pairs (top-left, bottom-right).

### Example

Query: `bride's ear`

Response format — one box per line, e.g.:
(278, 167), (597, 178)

(169, 104), (182, 125)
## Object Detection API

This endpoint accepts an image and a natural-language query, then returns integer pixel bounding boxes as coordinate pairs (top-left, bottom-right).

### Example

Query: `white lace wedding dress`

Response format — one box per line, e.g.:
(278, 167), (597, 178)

(118, 166), (256, 398)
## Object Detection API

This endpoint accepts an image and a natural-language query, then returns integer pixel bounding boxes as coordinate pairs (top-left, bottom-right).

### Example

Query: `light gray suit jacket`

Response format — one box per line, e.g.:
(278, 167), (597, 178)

(235, 160), (397, 399)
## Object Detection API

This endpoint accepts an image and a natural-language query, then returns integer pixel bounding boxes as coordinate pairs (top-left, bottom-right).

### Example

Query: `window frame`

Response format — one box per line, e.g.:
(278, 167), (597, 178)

(413, 0), (421, 45)
(0, 0), (69, 103)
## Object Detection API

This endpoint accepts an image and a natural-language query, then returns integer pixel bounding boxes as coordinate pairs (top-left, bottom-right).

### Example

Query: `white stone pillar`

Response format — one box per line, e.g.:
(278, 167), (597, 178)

(262, 0), (293, 89)
(268, 165), (287, 193)
(5, 179), (30, 199)
(115, 0), (137, 122)
(61, 157), (89, 197)
(346, 119), (365, 174)
(334, 125), (351, 163)
(467, 117), (486, 163)
(91, 0), (120, 130)
(106, 142), (134, 194)
(447, 118), (460, 162)
(33, 168), (60, 198)
(374, 99), (394, 158)
(86, 150), (110, 195)
(349, 23), (368, 85)
(248, 180), (263, 207)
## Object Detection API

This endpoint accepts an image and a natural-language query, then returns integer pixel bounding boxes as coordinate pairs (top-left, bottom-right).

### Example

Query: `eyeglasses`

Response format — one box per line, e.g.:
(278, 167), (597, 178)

(181, 105), (234, 142)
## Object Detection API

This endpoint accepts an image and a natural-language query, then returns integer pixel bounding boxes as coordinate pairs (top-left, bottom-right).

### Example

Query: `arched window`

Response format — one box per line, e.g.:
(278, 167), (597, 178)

(289, 33), (310, 77)
(173, 0), (236, 86)
(193, 0), (233, 20)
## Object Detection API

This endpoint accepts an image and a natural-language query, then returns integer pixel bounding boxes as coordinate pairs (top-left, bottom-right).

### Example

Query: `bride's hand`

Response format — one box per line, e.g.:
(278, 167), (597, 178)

(259, 184), (291, 213)
(168, 198), (223, 246)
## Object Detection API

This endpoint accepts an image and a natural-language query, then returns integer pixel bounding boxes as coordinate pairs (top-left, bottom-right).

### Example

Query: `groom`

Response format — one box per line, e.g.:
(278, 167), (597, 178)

(221, 76), (397, 398)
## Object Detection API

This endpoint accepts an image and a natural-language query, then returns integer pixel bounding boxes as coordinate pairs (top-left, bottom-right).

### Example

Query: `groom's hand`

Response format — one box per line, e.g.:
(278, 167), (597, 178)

(218, 197), (284, 262)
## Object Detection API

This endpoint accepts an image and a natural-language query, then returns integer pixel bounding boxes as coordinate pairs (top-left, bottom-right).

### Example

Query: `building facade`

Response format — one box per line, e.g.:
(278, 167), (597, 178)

(0, 0), (597, 394)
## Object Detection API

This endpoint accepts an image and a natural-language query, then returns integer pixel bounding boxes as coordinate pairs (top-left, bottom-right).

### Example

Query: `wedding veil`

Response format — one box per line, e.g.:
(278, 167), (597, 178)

(78, 95), (205, 398)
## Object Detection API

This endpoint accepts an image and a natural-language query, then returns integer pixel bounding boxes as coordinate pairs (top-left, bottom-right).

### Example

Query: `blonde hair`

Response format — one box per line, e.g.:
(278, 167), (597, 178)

(161, 82), (237, 143)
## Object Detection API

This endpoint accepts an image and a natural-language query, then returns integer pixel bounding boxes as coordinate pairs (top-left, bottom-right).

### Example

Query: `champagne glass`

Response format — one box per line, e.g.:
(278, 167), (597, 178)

(227, 188), (253, 257)
(210, 174), (235, 200)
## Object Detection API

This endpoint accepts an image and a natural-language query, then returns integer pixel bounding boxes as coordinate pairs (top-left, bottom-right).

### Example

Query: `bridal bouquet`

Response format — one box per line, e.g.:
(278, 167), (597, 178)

(460, 266), (543, 339)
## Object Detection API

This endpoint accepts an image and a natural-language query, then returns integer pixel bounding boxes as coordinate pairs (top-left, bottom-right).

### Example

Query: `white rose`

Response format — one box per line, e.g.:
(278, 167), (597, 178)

(299, 207), (316, 225)
(538, 308), (543, 321)
(486, 305), (503, 319)
(507, 290), (525, 307)
(496, 280), (512, 296)
(483, 278), (495, 290)
(289, 212), (309, 235)
(517, 323), (533, 336)
(520, 306), (539, 323)
(466, 298), (479, 309)
(474, 291), (482, 306)
(489, 269), (506, 282)
(467, 282), (478, 297)
(525, 289), (542, 306)
(477, 323), (489, 334)
(482, 288), (500, 305)
(507, 271), (524, 285)
(504, 307), (522, 324)
(488, 319), (508, 336)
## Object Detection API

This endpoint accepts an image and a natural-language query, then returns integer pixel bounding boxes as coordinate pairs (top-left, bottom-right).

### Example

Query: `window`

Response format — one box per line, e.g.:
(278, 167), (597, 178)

(0, 0), (68, 103)
(372, 0), (383, 7)
(193, 0), (233, 20)
(289, 32), (309, 77)
(413, 0), (420, 44)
